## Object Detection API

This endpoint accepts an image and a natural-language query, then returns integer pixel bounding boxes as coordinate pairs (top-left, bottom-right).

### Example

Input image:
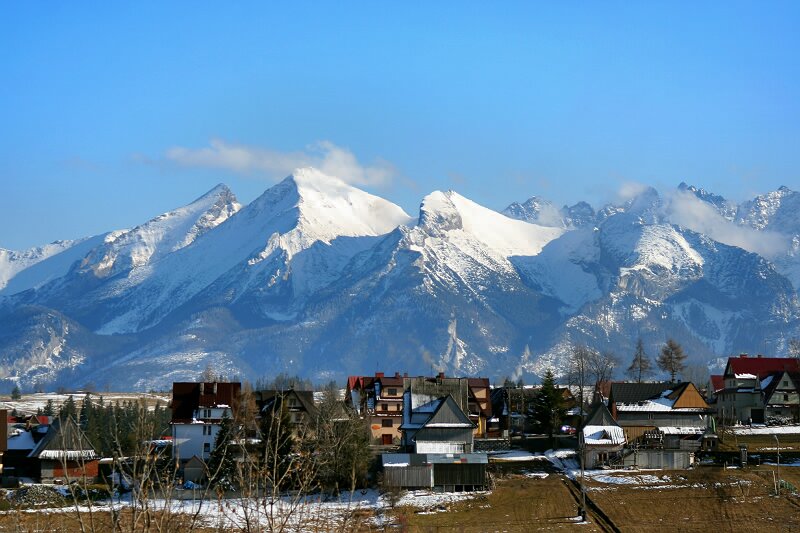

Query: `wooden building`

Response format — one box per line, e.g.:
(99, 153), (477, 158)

(28, 417), (98, 483)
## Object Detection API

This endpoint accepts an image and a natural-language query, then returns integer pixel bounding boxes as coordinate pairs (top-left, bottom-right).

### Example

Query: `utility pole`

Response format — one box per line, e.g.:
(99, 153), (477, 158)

(579, 431), (587, 521)
(775, 434), (781, 496)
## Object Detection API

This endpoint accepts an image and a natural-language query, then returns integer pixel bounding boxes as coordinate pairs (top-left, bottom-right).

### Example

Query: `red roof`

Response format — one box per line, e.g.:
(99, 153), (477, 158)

(724, 356), (800, 379)
(710, 375), (724, 393)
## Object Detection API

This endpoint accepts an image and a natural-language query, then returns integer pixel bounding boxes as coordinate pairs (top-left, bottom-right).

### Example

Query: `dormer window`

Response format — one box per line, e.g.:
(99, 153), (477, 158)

(388, 388), (397, 396)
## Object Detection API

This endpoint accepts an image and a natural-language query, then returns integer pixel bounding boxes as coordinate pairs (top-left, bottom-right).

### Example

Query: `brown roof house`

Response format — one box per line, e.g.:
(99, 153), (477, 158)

(170, 381), (241, 462)
(28, 417), (98, 483)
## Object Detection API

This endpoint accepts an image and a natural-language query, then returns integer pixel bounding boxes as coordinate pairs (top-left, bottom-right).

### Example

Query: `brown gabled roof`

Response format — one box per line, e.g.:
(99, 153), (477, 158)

(171, 382), (241, 423)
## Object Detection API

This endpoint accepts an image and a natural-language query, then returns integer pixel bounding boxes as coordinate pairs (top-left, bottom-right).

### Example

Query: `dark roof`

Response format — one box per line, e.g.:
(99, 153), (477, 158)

(763, 371), (800, 402)
(585, 403), (619, 428)
(378, 376), (404, 387)
(724, 357), (800, 379)
(255, 390), (318, 418)
(608, 382), (675, 405)
(171, 382), (241, 423)
(28, 417), (96, 459)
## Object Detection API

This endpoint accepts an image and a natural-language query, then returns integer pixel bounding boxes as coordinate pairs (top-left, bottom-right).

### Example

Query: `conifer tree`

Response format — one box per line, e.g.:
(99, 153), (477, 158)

(657, 339), (687, 382)
(207, 414), (236, 491)
(11, 384), (21, 400)
(532, 369), (566, 446)
(43, 399), (55, 416)
(59, 395), (78, 421)
(627, 338), (653, 383)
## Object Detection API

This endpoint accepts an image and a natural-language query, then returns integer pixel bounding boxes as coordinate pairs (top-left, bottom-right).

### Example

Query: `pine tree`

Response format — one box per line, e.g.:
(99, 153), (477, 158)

(43, 399), (55, 416)
(532, 369), (566, 446)
(657, 339), (687, 382)
(627, 338), (653, 383)
(259, 399), (295, 489)
(207, 414), (237, 491)
(10, 384), (21, 400)
(59, 395), (78, 421)
(79, 394), (93, 429)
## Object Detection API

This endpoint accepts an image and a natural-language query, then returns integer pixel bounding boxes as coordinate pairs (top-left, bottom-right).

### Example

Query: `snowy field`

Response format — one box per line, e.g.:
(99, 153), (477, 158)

(729, 425), (800, 435)
(1, 391), (171, 415)
(5, 487), (484, 531)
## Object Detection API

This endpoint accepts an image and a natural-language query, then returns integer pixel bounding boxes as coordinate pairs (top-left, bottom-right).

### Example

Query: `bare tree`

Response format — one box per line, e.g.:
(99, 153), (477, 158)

(657, 339), (687, 382)
(789, 337), (800, 358)
(627, 338), (653, 383)
(566, 345), (592, 417)
(588, 350), (618, 386)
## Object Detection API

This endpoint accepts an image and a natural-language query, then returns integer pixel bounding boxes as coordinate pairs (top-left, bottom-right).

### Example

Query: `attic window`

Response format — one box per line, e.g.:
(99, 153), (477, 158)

(388, 388), (397, 396)
(784, 381), (789, 387)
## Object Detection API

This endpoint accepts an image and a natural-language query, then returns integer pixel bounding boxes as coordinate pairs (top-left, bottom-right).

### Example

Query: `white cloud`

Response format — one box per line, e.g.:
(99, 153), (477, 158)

(616, 181), (652, 203)
(164, 139), (396, 186)
(665, 189), (788, 258)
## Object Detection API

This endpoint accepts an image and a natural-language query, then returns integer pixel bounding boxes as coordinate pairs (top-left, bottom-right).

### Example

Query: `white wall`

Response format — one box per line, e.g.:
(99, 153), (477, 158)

(172, 423), (220, 461)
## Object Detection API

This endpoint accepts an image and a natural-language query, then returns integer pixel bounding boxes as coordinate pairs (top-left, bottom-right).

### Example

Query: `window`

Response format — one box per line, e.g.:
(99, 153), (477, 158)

(203, 425), (212, 436)
(785, 394), (790, 401)
(203, 442), (211, 453)
(382, 404), (388, 411)
(396, 404), (402, 411)
(201, 409), (211, 418)
(388, 388), (397, 396)
(784, 381), (790, 387)
(288, 398), (297, 407)
(382, 419), (393, 427)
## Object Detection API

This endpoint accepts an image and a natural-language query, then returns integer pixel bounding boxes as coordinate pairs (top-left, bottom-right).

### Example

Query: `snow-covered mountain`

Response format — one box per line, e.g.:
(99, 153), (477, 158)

(2, 173), (800, 390)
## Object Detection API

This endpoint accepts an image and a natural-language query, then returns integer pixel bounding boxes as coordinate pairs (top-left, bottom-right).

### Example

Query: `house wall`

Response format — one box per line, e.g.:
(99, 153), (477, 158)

(172, 423), (220, 461)
(616, 412), (707, 427)
(40, 459), (98, 483)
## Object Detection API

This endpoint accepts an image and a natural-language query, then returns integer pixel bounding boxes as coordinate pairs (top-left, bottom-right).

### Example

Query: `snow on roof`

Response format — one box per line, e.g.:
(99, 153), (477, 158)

(424, 422), (473, 428)
(735, 373), (757, 379)
(7, 428), (35, 450)
(657, 427), (706, 435)
(582, 425), (625, 445)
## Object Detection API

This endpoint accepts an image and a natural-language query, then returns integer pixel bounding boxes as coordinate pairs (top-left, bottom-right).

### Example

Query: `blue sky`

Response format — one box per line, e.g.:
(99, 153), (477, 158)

(2, 2), (799, 249)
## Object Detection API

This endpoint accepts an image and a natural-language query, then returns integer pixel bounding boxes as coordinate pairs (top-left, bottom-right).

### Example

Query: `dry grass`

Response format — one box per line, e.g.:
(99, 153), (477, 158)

(0, 507), (211, 533)
(586, 467), (800, 532)
(716, 429), (800, 452)
(392, 474), (602, 532)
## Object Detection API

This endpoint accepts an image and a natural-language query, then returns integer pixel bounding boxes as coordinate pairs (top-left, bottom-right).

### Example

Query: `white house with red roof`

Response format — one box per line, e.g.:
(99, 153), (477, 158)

(716, 354), (800, 425)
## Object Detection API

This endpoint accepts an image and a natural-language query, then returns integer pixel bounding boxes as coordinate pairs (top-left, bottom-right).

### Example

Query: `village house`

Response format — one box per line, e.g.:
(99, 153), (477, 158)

(608, 381), (714, 451)
(170, 381), (241, 462)
(581, 403), (625, 468)
(254, 389), (318, 431)
(346, 372), (493, 446)
(382, 394), (486, 491)
(400, 394), (476, 453)
(715, 354), (800, 425)
(27, 417), (98, 483)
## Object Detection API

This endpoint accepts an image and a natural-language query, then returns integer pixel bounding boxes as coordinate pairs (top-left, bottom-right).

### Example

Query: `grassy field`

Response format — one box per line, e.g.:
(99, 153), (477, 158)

(394, 473), (602, 532)
(716, 430), (800, 452)
(399, 465), (800, 533)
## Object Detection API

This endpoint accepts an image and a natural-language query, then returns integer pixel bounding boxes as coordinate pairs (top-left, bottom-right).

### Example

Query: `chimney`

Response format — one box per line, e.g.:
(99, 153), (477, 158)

(395, 372), (401, 378)
(757, 354), (763, 358)
(376, 372), (384, 378)
(438, 372), (445, 380)
(403, 372), (408, 378)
